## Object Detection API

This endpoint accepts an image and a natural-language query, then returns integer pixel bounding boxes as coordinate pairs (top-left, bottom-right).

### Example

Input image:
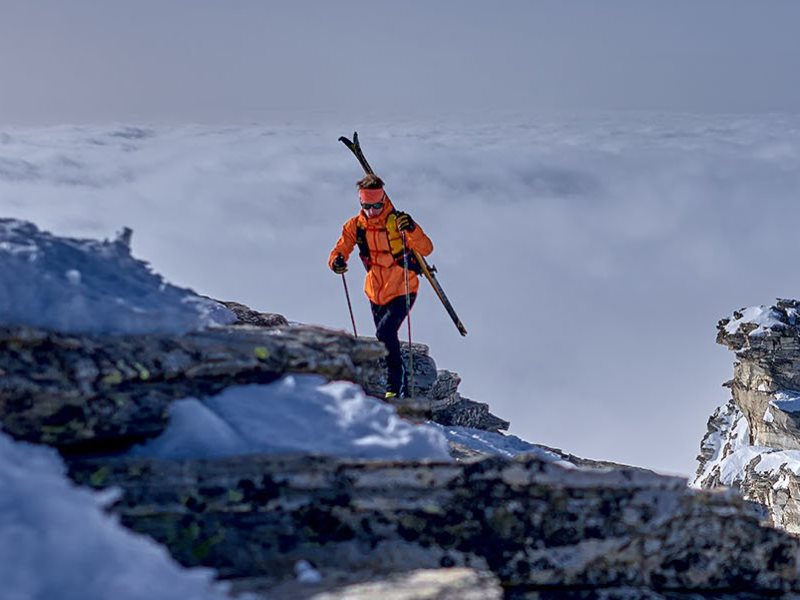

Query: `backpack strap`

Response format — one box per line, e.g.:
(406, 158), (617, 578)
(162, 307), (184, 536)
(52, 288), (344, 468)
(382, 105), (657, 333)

(387, 210), (422, 274)
(355, 221), (372, 271)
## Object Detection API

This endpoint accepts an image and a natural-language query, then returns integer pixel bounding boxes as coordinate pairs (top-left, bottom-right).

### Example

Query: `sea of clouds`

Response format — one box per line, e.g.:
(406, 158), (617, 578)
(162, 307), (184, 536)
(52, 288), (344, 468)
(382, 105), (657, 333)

(2, 112), (800, 474)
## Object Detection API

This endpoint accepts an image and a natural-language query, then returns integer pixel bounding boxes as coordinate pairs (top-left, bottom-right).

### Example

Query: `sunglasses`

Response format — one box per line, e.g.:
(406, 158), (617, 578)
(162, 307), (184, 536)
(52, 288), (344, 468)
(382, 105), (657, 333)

(361, 202), (384, 210)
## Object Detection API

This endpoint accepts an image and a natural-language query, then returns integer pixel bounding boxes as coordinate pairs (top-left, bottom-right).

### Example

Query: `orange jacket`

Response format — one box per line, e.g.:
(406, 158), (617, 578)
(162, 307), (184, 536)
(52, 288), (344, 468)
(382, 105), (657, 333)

(329, 197), (434, 306)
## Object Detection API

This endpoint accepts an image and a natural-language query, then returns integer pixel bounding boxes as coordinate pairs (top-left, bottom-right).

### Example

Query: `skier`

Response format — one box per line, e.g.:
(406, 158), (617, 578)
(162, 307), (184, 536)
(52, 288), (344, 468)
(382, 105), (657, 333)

(329, 174), (433, 399)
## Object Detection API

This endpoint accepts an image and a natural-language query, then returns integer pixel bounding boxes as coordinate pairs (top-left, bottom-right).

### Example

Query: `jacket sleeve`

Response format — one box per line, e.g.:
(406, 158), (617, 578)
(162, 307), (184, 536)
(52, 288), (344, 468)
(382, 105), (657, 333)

(406, 222), (434, 257)
(328, 217), (359, 268)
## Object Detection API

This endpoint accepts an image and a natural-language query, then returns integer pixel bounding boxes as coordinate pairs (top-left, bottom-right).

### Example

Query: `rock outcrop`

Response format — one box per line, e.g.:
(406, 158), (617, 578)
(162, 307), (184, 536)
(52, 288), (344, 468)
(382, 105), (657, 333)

(696, 300), (800, 534)
(219, 301), (289, 328)
(0, 323), (385, 451)
(0, 308), (507, 453)
(6, 289), (800, 598)
(68, 450), (800, 598)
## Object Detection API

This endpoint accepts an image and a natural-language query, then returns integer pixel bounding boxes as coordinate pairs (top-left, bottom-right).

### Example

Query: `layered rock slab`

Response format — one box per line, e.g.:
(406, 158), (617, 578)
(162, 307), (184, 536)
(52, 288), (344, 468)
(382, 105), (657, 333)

(358, 341), (509, 432)
(0, 324), (385, 451)
(69, 452), (800, 597)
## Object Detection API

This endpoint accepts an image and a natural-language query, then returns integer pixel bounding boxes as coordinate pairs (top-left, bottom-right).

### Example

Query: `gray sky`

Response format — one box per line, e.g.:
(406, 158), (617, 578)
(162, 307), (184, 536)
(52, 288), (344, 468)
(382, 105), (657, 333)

(2, 1), (800, 125)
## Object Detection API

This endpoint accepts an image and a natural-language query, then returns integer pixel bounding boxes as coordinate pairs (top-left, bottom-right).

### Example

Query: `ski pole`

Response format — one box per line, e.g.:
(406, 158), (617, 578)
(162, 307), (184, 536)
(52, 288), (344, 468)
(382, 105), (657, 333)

(401, 232), (414, 398)
(341, 273), (358, 337)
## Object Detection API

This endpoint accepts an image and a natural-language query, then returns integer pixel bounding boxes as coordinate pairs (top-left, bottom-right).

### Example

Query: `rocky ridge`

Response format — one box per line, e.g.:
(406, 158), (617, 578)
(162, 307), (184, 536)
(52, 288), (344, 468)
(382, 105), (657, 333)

(0, 309), (506, 455)
(5, 299), (800, 597)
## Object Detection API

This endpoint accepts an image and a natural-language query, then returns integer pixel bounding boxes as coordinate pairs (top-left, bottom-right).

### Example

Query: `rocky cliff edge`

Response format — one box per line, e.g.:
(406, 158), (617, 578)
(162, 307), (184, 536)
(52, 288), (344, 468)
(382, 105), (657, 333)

(696, 299), (800, 535)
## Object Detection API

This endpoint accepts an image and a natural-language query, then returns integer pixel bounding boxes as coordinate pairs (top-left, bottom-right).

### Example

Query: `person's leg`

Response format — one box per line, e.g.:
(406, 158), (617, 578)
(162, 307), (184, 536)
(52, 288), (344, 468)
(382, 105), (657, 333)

(371, 294), (416, 396)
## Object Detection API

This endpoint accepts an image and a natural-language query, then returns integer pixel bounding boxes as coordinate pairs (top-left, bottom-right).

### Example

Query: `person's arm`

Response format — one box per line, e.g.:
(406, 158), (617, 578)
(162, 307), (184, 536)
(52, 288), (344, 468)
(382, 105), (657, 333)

(405, 223), (433, 257)
(396, 212), (433, 257)
(328, 217), (359, 270)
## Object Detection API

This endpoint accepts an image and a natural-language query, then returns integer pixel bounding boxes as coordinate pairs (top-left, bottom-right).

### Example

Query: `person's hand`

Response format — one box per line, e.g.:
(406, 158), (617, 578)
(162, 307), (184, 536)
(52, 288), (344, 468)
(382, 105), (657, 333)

(395, 212), (416, 232)
(331, 254), (348, 274)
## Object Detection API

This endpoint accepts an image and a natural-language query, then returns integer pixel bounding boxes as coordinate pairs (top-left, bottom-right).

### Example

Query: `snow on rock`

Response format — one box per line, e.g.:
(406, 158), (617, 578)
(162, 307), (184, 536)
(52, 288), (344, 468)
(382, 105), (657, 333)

(772, 391), (800, 414)
(294, 560), (322, 584)
(432, 424), (575, 467)
(692, 399), (800, 490)
(129, 375), (452, 461)
(0, 430), (230, 600)
(693, 399), (750, 488)
(0, 219), (235, 334)
(723, 304), (784, 336)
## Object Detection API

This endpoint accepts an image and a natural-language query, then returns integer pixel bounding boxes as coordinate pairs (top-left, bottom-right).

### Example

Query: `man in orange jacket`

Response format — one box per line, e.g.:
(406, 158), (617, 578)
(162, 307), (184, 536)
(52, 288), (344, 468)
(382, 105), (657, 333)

(329, 174), (434, 399)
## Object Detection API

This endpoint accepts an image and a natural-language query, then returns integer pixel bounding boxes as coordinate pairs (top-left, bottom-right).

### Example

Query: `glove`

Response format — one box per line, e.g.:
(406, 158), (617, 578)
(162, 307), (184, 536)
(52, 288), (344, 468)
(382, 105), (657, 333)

(331, 254), (348, 274)
(395, 212), (416, 232)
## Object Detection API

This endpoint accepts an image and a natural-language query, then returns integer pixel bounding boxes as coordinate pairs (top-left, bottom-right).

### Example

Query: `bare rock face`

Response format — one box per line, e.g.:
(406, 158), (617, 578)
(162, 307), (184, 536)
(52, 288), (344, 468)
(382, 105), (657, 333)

(363, 343), (509, 432)
(218, 301), (289, 328)
(67, 451), (800, 597)
(696, 299), (800, 533)
(0, 323), (386, 451)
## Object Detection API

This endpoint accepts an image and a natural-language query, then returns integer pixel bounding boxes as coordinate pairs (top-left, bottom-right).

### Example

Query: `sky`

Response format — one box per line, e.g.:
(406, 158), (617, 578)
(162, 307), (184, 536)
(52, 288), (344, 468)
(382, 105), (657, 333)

(2, 1), (800, 125)
(2, 3), (800, 476)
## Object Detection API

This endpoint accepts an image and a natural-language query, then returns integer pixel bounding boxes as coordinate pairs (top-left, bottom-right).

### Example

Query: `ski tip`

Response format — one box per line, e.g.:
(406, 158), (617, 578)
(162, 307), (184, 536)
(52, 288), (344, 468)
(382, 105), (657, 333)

(338, 136), (351, 144)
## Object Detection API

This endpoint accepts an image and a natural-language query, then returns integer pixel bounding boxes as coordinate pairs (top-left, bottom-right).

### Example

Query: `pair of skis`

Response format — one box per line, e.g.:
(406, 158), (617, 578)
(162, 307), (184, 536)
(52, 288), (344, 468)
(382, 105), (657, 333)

(339, 132), (468, 337)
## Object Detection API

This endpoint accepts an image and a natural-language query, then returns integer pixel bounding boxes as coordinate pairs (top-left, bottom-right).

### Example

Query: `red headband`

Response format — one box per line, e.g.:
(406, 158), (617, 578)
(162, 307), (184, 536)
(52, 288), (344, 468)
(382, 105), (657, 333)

(359, 188), (385, 203)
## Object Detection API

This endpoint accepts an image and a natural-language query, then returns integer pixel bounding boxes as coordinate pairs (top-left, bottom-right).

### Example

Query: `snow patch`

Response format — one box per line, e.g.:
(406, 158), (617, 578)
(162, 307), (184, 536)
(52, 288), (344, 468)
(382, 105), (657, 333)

(695, 396), (800, 488)
(129, 375), (452, 461)
(763, 409), (775, 424)
(693, 400), (750, 487)
(0, 430), (229, 600)
(433, 424), (575, 468)
(294, 560), (322, 584)
(773, 472), (792, 491)
(772, 391), (800, 414)
(0, 219), (235, 334)
(724, 305), (784, 337)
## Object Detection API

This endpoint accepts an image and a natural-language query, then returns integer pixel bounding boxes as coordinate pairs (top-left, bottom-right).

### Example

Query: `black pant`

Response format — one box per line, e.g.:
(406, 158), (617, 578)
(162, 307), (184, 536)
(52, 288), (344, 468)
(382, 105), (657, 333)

(371, 293), (416, 397)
